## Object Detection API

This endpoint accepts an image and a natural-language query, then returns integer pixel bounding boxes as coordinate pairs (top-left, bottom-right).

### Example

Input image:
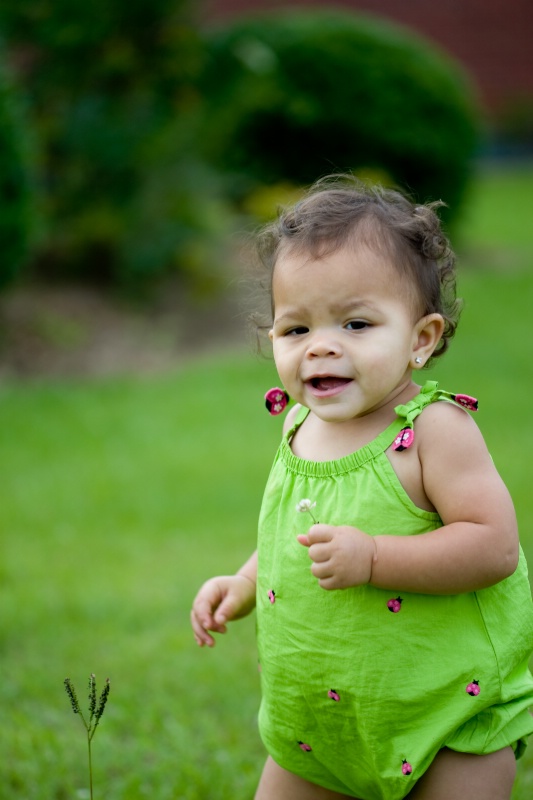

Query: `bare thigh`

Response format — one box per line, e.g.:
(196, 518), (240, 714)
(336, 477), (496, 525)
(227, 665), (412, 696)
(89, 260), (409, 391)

(407, 747), (516, 800)
(255, 756), (356, 800)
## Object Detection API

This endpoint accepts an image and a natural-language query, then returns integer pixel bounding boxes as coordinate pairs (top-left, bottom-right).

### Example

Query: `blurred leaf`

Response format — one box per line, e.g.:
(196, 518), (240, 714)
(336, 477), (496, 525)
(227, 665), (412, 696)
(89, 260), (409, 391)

(0, 39), (36, 286)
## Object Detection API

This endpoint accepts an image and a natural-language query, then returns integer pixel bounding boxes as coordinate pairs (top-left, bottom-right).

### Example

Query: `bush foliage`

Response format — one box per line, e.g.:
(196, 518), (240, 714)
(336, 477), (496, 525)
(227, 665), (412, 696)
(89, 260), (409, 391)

(0, 5), (481, 290)
(0, 41), (34, 287)
(0, 0), (238, 290)
(199, 10), (481, 222)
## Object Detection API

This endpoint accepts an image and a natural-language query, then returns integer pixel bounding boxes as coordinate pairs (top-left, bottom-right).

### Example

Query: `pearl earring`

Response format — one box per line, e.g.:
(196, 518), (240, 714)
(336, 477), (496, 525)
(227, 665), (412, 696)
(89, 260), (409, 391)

(415, 357), (422, 365)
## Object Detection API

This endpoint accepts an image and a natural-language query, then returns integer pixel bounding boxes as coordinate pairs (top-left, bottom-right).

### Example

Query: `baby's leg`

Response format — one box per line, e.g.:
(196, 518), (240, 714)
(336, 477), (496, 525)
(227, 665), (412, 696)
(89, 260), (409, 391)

(255, 756), (355, 800)
(407, 746), (516, 800)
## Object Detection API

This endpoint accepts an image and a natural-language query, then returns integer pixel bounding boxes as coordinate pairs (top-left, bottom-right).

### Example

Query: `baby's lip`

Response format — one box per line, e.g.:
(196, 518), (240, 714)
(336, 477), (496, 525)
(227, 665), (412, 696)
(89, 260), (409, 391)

(306, 375), (353, 392)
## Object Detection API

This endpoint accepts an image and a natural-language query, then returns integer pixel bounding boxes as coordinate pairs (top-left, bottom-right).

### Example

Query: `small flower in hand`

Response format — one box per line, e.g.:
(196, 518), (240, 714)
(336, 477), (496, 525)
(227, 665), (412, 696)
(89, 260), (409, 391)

(296, 499), (318, 524)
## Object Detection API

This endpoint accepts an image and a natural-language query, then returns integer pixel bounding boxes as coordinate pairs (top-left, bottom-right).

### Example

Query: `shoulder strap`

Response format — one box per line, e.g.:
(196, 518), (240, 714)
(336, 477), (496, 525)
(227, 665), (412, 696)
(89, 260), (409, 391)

(285, 404), (310, 441)
(391, 381), (478, 452)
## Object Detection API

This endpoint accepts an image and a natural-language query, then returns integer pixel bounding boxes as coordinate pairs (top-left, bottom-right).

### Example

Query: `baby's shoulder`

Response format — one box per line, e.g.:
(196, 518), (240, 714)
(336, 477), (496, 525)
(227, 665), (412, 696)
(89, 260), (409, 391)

(419, 396), (479, 424)
(415, 396), (486, 455)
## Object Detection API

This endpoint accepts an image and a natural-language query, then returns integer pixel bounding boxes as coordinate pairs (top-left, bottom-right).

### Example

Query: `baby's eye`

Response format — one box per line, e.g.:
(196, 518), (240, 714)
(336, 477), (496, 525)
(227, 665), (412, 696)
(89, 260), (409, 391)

(286, 326), (309, 336)
(345, 320), (369, 331)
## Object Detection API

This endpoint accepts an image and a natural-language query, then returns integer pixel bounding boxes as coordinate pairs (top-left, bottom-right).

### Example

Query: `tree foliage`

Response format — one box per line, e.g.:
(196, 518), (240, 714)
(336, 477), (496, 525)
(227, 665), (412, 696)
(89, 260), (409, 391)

(0, 5), (482, 291)
(0, 1), (231, 289)
(199, 10), (481, 222)
(0, 39), (34, 287)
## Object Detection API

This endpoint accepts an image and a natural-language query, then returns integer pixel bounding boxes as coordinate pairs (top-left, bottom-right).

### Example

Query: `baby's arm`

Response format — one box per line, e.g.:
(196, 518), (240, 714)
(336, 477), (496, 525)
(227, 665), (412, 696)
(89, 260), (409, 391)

(300, 403), (519, 594)
(371, 401), (519, 593)
(191, 551), (257, 647)
(192, 407), (295, 645)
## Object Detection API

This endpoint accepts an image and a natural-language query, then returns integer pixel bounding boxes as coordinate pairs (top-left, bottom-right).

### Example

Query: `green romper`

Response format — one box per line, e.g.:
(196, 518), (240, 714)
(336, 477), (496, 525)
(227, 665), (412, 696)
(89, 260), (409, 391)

(256, 381), (533, 800)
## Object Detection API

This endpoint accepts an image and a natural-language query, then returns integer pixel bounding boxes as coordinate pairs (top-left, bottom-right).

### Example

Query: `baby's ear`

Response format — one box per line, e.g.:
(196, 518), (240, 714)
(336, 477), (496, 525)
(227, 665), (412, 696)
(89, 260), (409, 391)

(411, 314), (445, 368)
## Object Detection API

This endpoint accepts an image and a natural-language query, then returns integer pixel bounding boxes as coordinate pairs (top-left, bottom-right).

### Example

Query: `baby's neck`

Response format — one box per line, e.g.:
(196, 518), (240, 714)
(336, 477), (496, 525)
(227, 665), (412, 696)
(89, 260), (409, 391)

(290, 381), (421, 462)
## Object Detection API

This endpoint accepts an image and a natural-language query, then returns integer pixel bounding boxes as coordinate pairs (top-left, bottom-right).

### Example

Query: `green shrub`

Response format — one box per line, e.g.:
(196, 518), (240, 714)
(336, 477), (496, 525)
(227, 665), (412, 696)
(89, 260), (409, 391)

(198, 10), (481, 222)
(0, 1), (237, 291)
(0, 41), (34, 287)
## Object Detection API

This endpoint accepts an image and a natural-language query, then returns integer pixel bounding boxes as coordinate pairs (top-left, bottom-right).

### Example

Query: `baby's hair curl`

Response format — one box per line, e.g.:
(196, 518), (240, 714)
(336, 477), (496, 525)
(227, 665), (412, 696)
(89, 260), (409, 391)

(252, 174), (461, 366)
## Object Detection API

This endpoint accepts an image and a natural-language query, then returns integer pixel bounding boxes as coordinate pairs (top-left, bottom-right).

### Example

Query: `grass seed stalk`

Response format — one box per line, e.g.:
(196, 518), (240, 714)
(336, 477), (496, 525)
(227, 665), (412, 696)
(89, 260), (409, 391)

(64, 674), (110, 800)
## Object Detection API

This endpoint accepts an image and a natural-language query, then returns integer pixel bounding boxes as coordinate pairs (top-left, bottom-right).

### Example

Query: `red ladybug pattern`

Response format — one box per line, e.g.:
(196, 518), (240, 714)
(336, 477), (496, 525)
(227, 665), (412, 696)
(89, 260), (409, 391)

(402, 760), (413, 776)
(268, 589), (276, 604)
(452, 394), (479, 412)
(298, 741), (312, 752)
(265, 387), (289, 416)
(328, 689), (340, 702)
(387, 597), (403, 613)
(392, 427), (414, 451)
(466, 680), (480, 696)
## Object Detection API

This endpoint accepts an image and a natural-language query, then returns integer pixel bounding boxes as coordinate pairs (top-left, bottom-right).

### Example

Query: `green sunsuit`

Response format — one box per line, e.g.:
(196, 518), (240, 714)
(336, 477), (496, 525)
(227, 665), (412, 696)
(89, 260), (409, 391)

(256, 381), (533, 800)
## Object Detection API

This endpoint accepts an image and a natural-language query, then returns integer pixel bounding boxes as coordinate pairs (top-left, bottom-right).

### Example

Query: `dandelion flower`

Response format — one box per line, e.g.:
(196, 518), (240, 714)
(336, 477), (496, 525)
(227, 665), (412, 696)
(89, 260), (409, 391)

(296, 499), (318, 524)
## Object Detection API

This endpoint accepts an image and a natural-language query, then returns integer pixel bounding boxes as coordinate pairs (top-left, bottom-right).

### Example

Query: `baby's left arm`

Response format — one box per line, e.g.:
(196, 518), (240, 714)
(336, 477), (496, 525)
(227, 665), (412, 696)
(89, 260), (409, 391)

(299, 402), (519, 594)
(372, 401), (519, 593)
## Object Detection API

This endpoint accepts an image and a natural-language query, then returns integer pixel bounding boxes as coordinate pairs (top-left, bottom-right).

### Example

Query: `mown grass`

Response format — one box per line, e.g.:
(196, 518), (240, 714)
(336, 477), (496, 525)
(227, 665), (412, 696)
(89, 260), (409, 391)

(1, 164), (533, 798)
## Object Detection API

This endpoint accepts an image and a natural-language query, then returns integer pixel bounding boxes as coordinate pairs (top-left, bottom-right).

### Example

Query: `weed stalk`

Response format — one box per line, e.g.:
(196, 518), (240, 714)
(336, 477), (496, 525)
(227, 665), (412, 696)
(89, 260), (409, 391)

(64, 674), (110, 800)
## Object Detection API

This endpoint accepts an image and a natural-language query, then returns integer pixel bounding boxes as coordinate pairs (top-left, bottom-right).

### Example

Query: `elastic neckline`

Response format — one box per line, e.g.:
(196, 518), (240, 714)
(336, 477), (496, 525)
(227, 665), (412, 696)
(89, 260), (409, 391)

(280, 381), (441, 477)
(281, 412), (405, 477)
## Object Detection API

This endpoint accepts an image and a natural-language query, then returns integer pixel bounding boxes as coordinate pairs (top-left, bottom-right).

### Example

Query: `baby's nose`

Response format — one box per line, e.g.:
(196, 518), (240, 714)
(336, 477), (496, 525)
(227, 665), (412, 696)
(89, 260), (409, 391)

(306, 333), (342, 358)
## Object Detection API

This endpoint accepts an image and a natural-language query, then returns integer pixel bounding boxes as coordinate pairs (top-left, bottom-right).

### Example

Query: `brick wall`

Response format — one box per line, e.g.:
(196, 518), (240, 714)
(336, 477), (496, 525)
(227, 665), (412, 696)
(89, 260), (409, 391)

(203, 0), (533, 121)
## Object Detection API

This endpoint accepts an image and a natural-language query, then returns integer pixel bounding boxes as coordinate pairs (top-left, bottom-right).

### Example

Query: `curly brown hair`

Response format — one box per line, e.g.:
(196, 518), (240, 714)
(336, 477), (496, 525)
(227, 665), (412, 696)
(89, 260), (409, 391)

(253, 175), (461, 364)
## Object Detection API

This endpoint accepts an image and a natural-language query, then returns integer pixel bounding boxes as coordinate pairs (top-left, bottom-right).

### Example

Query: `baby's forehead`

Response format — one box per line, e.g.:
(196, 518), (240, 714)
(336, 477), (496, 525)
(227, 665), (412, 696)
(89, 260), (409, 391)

(273, 235), (423, 316)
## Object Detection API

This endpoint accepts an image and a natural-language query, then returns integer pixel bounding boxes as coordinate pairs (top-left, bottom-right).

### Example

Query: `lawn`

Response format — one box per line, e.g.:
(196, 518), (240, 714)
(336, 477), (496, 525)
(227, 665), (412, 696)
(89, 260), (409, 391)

(1, 164), (533, 798)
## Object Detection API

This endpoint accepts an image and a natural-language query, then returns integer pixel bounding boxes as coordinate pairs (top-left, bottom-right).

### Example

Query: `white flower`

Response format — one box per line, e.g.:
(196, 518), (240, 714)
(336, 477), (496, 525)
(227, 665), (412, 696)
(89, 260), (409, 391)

(296, 499), (316, 513)
(296, 499), (318, 524)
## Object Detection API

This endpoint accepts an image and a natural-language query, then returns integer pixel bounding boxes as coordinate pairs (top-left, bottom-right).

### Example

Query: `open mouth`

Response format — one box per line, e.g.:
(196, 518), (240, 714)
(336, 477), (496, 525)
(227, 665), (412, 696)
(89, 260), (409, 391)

(308, 376), (353, 395)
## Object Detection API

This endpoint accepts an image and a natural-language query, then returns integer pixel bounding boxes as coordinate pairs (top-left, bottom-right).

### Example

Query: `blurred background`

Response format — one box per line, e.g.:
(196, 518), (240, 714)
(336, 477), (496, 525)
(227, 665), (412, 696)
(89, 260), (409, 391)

(1, 2), (533, 798)
(0, 0), (531, 378)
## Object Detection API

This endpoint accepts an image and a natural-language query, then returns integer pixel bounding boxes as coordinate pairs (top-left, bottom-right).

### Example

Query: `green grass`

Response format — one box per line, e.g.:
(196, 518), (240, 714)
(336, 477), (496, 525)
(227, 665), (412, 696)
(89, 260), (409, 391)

(0, 353), (280, 799)
(1, 164), (533, 798)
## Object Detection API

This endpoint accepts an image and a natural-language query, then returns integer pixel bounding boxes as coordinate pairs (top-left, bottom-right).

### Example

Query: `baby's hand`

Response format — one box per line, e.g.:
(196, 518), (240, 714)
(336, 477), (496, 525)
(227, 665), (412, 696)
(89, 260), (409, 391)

(297, 524), (377, 590)
(191, 574), (256, 647)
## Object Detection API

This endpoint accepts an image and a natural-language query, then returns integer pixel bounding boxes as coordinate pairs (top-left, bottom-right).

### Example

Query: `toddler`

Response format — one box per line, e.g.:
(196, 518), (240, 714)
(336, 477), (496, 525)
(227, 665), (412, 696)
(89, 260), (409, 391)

(191, 177), (533, 800)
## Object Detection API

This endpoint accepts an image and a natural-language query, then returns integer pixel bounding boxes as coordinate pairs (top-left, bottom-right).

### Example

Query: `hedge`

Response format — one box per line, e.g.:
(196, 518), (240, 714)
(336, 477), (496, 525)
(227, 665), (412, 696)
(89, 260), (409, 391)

(0, 42), (34, 287)
(0, 1), (234, 290)
(198, 9), (481, 222)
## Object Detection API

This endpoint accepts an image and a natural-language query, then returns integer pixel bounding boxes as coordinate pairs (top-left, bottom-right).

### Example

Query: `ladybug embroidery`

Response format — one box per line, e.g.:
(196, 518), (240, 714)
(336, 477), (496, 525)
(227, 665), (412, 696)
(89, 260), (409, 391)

(264, 388), (289, 415)
(392, 427), (414, 451)
(466, 680), (480, 696)
(387, 597), (403, 613)
(298, 741), (312, 752)
(328, 689), (340, 702)
(268, 589), (276, 604)
(452, 394), (478, 412)
(402, 760), (413, 775)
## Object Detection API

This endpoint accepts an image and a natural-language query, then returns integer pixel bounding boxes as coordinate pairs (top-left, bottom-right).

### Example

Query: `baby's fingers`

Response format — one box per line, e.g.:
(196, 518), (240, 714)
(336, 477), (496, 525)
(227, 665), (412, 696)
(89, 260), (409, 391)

(191, 585), (226, 646)
(310, 559), (334, 581)
(308, 542), (330, 564)
(190, 608), (216, 647)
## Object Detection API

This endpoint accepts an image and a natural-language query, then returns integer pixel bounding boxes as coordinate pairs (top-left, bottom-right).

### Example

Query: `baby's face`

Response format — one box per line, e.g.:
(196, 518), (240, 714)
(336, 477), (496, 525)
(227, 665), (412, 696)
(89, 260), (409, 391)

(269, 243), (424, 424)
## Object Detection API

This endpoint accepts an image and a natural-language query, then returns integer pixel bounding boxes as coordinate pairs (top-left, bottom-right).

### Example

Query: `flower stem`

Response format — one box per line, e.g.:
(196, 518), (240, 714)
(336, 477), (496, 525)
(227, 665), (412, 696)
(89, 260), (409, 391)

(88, 734), (93, 800)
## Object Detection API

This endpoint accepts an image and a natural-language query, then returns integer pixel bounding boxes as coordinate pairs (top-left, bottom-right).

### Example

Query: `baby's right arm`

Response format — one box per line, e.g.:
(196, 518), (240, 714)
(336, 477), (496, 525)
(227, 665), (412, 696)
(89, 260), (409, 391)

(191, 551), (257, 647)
